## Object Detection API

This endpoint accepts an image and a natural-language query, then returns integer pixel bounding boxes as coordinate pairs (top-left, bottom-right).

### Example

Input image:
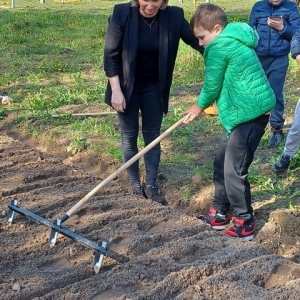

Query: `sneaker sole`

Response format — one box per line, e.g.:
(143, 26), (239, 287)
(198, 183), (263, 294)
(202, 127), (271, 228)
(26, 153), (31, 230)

(242, 234), (254, 241)
(272, 169), (287, 174)
(155, 199), (167, 205)
(211, 224), (228, 230)
(225, 232), (254, 241)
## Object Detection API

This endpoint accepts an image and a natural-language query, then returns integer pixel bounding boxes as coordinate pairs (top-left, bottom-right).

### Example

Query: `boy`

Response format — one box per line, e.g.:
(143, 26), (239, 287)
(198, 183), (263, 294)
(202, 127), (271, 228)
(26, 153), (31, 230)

(249, 0), (300, 146)
(183, 3), (275, 241)
(272, 30), (300, 173)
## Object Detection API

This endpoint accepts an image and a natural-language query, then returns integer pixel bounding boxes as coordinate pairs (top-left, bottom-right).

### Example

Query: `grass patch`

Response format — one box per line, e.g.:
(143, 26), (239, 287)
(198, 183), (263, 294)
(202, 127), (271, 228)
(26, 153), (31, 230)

(1, 0), (300, 210)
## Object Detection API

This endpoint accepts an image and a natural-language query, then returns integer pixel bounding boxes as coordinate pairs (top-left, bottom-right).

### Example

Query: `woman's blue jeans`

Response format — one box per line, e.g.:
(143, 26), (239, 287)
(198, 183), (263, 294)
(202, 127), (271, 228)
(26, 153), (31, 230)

(117, 82), (163, 186)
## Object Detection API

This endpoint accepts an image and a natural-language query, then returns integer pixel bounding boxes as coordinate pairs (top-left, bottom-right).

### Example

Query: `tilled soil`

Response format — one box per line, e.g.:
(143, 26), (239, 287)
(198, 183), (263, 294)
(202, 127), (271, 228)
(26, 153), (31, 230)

(1, 133), (300, 300)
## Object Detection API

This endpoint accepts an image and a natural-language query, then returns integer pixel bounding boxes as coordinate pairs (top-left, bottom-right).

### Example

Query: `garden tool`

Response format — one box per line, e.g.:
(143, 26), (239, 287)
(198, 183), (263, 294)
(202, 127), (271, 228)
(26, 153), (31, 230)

(7, 116), (185, 273)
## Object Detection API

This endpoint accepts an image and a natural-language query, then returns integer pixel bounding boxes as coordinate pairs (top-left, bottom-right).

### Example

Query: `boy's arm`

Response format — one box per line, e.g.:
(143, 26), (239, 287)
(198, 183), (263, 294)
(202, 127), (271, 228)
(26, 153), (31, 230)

(276, 4), (300, 41)
(197, 47), (227, 109)
(296, 55), (300, 67)
(183, 44), (226, 124)
(291, 31), (300, 65)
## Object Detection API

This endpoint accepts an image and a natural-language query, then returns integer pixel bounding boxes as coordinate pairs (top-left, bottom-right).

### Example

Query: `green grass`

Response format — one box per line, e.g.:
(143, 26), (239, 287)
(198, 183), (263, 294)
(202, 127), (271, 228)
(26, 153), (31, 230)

(1, 0), (300, 207)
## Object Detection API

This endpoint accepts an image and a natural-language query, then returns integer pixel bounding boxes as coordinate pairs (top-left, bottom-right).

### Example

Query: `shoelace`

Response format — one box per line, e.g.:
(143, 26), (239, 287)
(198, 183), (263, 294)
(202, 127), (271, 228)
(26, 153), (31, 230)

(204, 211), (215, 219)
(147, 186), (159, 196)
(271, 129), (283, 137)
(232, 218), (242, 228)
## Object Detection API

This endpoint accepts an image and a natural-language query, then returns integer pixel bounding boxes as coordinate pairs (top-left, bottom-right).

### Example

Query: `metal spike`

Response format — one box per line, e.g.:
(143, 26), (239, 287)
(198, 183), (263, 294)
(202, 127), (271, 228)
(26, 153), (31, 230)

(49, 219), (61, 246)
(7, 200), (18, 225)
(94, 241), (107, 274)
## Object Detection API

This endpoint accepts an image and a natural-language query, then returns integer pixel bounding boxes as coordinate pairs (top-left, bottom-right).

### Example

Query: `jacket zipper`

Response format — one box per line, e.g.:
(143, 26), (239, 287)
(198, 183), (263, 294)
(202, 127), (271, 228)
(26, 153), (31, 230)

(268, 6), (273, 56)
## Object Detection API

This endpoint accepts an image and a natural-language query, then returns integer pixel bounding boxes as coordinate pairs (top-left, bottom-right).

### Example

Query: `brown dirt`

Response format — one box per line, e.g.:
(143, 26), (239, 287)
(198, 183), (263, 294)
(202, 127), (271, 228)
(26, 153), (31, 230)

(1, 116), (300, 300)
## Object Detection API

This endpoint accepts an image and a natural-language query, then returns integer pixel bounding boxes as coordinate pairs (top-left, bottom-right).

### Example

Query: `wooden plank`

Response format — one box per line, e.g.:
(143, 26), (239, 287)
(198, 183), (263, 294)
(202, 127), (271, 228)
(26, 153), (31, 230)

(51, 112), (116, 117)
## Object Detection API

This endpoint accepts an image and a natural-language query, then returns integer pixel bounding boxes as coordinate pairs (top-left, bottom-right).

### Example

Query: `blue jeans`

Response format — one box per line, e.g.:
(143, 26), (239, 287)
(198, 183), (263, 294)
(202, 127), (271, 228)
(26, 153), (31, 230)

(284, 99), (300, 157)
(258, 55), (288, 128)
(117, 82), (163, 186)
(212, 114), (269, 221)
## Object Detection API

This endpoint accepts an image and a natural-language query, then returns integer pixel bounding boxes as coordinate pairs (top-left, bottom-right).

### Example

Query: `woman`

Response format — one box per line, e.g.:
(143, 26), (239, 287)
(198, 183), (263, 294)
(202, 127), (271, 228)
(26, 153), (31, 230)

(104, 0), (203, 205)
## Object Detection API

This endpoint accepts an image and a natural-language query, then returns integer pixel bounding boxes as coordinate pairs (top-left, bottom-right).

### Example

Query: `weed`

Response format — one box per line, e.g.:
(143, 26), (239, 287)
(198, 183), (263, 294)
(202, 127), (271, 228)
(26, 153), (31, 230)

(67, 136), (89, 154)
(181, 185), (192, 203)
(286, 197), (295, 210)
(193, 164), (213, 181)
(103, 138), (123, 162)
(291, 189), (300, 199)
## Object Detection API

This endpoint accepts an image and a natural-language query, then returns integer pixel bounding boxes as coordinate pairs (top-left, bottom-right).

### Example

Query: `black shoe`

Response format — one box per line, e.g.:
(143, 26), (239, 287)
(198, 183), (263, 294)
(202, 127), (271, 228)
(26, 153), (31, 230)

(144, 185), (167, 205)
(269, 127), (284, 147)
(132, 185), (146, 198)
(272, 155), (291, 173)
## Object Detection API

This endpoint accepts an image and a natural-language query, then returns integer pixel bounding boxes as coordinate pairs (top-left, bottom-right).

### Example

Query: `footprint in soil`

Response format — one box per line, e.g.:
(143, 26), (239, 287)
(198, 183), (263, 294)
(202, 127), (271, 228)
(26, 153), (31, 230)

(148, 217), (179, 232)
(91, 284), (139, 300)
(38, 258), (69, 272)
(265, 264), (300, 288)
(109, 236), (133, 253)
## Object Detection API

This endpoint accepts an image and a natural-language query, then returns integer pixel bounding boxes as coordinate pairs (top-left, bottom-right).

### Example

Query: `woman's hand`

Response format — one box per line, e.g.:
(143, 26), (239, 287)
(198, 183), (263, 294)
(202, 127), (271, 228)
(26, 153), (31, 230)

(108, 76), (126, 112)
(182, 104), (203, 124)
(111, 90), (126, 113)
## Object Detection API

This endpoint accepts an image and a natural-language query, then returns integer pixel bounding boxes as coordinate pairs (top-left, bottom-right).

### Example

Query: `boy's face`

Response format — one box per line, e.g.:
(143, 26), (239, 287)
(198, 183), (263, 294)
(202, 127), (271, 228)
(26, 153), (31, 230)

(269, 0), (283, 5)
(194, 25), (221, 48)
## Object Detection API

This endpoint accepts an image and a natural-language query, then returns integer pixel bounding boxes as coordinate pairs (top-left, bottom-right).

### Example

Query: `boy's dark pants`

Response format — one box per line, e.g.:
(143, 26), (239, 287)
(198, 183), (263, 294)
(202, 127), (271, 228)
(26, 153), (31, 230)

(258, 55), (288, 128)
(212, 114), (269, 222)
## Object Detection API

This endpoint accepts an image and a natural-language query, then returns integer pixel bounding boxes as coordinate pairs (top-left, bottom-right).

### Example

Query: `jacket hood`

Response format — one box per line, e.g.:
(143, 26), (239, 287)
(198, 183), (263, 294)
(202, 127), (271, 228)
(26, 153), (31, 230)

(213, 22), (258, 49)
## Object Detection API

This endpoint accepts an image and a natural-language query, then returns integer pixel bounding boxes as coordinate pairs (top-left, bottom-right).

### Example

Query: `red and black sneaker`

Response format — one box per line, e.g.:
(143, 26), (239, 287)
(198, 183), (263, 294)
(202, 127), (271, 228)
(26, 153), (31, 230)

(224, 217), (255, 241)
(199, 207), (231, 230)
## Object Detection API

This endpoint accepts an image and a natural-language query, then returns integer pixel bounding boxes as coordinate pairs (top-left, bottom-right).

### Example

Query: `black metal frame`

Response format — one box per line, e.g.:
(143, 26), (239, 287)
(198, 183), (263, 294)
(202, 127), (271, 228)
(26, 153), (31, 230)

(7, 199), (126, 272)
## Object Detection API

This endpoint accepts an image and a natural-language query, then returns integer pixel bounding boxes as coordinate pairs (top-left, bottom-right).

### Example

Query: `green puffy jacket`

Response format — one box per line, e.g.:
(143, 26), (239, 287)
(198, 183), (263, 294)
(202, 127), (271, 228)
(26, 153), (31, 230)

(197, 22), (275, 134)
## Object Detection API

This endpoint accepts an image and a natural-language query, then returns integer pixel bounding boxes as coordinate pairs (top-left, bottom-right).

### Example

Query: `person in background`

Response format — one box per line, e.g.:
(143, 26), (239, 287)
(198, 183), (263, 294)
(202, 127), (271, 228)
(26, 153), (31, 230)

(272, 30), (300, 172)
(103, 0), (203, 205)
(183, 3), (275, 240)
(249, 0), (300, 146)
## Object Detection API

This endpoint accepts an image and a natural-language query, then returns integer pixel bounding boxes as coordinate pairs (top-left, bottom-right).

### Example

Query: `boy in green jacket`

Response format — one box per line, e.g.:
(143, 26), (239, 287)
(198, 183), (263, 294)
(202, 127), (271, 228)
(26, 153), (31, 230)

(183, 3), (275, 240)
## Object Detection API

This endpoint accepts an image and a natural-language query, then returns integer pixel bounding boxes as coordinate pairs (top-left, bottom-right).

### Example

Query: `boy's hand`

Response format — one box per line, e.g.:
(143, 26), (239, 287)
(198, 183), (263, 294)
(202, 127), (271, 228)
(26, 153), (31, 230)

(182, 104), (203, 124)
(267, 17), (284, 31)
(296, 54), (300, 67)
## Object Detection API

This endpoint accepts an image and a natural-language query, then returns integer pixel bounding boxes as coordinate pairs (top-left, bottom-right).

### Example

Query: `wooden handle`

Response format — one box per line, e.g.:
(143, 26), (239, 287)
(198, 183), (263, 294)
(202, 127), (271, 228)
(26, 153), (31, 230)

(51, 112), (116, 117)
(65, 117), (185, 217)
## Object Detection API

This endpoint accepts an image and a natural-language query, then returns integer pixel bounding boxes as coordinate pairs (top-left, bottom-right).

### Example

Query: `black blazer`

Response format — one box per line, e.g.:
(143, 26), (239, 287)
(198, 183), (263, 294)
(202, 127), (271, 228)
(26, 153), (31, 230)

(104, 3), (203, 114)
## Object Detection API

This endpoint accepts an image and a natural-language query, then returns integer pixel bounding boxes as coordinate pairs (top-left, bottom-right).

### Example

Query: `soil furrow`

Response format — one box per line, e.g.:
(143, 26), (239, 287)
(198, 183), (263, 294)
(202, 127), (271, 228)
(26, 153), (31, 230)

(1, 133), (300, 300)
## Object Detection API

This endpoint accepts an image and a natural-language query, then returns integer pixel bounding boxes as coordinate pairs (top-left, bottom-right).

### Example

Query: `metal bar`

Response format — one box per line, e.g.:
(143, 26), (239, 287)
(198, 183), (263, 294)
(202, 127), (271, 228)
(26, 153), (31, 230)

(8, 202), (107, 254)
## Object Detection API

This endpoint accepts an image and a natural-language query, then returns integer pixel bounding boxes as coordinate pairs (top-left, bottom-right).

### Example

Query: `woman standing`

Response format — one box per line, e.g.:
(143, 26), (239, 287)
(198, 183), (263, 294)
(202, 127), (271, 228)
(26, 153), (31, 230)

(104, 0), (203, 204)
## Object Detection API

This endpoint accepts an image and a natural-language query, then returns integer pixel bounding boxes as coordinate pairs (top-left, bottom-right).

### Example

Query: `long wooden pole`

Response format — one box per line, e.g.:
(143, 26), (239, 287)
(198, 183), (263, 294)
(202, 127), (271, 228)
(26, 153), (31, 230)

(61, 117), (185, 221)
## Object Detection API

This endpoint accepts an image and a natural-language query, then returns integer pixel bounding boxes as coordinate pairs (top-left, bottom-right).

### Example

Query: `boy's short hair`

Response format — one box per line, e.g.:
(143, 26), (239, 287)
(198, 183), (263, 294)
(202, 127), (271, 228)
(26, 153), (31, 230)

(131, 0), (169, 10)
(190, 3), (228, 31)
